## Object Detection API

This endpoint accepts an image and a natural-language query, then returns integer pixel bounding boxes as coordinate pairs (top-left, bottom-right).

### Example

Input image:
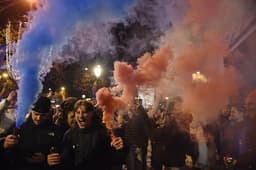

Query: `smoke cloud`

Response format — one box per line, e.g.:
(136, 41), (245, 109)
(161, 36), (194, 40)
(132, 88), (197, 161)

(102, 0), (255, 124)
(11, 0), (135, 128)
(58, 22), (116, 63)
(114, 45), (172, 103)
(154, 0), (256, 122)
(96, 46), (172, 128)
(115, 0), (188, 59)
(96, 87), (127, 129)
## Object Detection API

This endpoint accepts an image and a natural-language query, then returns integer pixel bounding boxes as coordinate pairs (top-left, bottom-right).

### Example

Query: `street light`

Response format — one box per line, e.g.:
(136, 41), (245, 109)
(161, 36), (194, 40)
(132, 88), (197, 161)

(0, 0), (36, 13)
(26, 0), (36, 3)
(82, 94), (86, 99)
(93, 65), (102, 78)
(60, 86), (66, 100)
(2, 73), (9, 78)
(60, 86), (65, 91)
(192, 71), (207, 83)
(26, 0), (37, 10)
(92, 65), (102, 101)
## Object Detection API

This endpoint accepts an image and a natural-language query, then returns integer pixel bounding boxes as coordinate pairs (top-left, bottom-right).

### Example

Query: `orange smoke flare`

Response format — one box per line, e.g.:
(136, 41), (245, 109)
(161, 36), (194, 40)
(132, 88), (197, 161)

(96, 87), (127, 129)
(114, 45), (173, 104)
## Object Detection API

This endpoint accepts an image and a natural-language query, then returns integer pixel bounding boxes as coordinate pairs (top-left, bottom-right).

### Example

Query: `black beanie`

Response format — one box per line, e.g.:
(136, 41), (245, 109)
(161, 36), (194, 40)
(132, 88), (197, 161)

(32, 96), (51, 114)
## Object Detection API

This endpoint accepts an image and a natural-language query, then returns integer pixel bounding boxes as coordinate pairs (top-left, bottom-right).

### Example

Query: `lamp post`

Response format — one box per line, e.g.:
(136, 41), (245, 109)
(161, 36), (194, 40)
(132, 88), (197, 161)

(2, 72), (9, 79)
(92, 65), (102, 100)
(60, 86), (66, 101)
(93, 65), (102, 79)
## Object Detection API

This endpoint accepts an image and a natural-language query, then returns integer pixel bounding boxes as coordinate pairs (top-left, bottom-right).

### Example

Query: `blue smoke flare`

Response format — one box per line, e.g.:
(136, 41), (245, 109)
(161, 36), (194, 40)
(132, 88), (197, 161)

(13, 0), (135, 128)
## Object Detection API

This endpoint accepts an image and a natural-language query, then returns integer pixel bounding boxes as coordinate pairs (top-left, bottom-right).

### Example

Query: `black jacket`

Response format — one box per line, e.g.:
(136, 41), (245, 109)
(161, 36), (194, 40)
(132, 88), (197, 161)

(15, 116), (63, 170)
(61, 124), (112, 170)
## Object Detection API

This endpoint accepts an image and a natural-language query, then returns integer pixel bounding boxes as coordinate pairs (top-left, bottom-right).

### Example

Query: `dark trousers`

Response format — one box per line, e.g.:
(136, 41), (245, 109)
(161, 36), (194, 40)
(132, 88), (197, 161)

(126, 145), (147, 170)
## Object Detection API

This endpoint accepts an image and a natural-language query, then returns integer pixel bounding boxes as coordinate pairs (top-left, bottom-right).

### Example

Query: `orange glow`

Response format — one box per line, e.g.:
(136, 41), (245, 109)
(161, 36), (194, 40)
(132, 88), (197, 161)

(26, 0), (36, 3)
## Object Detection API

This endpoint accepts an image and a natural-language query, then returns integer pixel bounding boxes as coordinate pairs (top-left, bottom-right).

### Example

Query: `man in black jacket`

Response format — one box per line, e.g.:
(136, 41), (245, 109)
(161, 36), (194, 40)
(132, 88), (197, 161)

(2, 96), (63, 170)
(124, 100), (150, 170)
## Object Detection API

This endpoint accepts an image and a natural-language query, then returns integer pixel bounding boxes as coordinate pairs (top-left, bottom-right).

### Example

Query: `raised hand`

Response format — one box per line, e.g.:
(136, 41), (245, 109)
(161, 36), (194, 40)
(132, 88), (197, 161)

(3, 134), (18, 149)
(111, 137), (124, 150)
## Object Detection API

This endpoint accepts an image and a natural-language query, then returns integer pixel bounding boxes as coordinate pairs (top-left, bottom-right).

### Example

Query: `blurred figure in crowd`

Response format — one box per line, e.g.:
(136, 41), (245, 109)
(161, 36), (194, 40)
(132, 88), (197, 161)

(221, 105), (246, 170)
(165, 97), (194, 170)
(55, 97), (78, 135)
(124, 98), (151, 170)
(0, 90), (17, 170)
(237, 90), (256, 169)
(0, 90), (17, 137)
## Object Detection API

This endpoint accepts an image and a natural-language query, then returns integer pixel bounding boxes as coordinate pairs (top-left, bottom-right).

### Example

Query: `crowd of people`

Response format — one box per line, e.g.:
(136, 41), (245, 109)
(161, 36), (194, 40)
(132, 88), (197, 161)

(0, 88), (256, 170)
(0, 92), (124, 170)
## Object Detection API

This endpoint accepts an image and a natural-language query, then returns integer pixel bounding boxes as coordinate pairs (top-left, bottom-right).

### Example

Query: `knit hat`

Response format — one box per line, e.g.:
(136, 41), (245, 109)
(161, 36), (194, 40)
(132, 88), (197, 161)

(31, 96), (51, 114)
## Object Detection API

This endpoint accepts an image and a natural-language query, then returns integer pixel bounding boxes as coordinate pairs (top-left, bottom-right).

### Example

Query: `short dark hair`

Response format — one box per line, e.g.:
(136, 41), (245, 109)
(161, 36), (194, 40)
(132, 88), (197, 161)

(74, 99), (94, 113)
(61, 97), (78, 116)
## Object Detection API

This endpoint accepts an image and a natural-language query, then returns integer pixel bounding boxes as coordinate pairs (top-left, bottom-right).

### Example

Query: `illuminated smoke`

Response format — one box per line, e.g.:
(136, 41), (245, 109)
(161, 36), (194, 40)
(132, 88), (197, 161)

(114, 45), (172, 103)
(58, 22), (116, 63)
(115, 0), (188, 59)
(96, 0), (254, 125)
(11, 0), (135, 128)
(96, 46), (172, 128)
(155, 0), (256, 122)
(96, 87), (127, 129)
(245, 89), (256, 105)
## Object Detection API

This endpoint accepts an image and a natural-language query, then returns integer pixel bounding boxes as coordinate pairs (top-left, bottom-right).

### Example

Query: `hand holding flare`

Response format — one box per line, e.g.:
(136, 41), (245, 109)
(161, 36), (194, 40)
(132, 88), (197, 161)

(96, 88), (126, 150)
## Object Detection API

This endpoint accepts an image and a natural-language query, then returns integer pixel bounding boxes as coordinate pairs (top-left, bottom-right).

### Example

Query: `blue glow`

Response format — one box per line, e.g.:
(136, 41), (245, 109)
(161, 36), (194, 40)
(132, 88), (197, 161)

(14, 0), (135, 128)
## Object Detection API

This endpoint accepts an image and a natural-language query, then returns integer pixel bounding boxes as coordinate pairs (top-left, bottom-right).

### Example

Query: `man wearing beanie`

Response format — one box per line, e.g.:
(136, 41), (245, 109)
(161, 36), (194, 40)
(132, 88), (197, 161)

(2, 96), (63, 170)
